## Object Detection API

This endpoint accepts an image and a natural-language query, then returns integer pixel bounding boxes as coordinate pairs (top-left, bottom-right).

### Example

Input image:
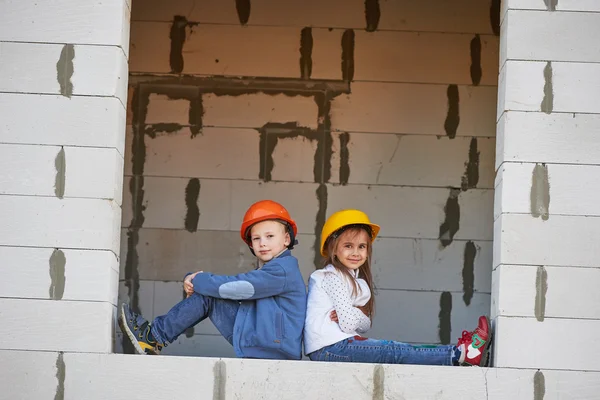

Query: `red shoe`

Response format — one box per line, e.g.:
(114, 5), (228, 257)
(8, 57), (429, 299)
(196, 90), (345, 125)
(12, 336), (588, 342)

(456, 315), (491, 366)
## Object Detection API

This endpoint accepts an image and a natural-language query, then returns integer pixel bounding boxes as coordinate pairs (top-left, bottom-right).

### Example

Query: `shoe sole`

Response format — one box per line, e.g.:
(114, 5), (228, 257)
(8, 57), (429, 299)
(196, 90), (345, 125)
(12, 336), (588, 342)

(478, 316), (492, 367)
(118, 304), (146, 355)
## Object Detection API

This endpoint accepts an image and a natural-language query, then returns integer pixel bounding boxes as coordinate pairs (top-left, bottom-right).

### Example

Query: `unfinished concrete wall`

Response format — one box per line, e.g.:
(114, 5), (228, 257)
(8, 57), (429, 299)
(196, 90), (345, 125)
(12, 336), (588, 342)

(0, 350), (600, 400)
(493, 1), (600, 371)
(4, 350), (600, 400)
(119, 0), (499, 357)
(0, 0), (129, 356)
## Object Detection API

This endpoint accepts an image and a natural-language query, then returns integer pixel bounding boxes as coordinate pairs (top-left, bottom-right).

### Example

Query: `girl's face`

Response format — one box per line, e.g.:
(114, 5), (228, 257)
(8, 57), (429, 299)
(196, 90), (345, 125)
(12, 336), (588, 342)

(333, 229), (370, 270)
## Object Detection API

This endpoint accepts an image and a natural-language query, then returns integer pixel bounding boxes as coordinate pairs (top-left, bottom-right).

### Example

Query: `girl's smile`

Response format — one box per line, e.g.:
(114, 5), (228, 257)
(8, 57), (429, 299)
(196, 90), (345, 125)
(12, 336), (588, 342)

(334, 230), (370, 270)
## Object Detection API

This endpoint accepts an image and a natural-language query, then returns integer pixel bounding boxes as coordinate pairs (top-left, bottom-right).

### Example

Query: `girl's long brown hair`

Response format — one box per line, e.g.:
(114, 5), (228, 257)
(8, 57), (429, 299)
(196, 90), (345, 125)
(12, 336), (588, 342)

(321, 225), (375, 319)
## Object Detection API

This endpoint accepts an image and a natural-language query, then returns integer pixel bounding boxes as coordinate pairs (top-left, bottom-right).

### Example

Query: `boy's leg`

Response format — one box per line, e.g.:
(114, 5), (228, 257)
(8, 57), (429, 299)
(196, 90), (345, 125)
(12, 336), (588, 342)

(120, 293), (239, 355)
(151, 293), (239, 345)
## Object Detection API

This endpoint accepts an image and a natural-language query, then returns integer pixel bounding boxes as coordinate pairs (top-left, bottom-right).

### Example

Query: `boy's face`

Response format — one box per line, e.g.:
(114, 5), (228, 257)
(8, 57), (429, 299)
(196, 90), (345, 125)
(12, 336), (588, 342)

(249, 220), (291, 263)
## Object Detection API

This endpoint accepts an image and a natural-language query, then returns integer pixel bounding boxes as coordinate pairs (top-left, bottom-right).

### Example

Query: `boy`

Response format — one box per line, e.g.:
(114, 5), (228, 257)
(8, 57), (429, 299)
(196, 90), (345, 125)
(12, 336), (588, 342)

(120, 200), (307, 360)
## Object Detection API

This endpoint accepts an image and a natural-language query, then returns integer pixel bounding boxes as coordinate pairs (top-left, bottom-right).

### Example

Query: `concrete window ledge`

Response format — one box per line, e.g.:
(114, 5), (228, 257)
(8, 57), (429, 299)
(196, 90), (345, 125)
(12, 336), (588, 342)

(1, 350), (599, 400)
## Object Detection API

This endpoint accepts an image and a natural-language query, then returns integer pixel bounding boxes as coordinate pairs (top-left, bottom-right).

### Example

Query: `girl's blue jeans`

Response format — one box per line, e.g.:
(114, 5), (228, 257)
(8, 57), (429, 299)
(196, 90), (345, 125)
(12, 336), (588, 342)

(308, 336), (454, 365)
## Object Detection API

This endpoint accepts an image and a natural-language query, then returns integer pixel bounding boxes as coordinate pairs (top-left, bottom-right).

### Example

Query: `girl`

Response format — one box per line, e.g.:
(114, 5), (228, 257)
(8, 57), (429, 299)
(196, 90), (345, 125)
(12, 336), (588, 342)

(304, 209), (491, 366)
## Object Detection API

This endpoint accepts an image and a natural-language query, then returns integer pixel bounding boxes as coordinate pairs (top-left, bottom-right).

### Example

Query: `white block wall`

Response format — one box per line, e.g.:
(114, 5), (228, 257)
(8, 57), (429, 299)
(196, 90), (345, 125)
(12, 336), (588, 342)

(0, 1), (130, 354)
(3, 350), (600, 400)
(494, 2), (600, 371)
(119, 0), (499, 357)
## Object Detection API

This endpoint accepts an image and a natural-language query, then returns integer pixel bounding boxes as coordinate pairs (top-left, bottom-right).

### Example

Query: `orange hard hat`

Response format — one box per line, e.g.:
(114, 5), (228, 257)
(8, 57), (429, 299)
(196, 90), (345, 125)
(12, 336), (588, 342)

(240, 200), (298, 249)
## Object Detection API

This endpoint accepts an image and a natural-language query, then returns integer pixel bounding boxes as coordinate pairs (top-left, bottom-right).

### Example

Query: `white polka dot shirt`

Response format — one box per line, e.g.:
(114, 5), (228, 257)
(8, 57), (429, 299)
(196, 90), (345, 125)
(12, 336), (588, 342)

(322, 271), (371, 334)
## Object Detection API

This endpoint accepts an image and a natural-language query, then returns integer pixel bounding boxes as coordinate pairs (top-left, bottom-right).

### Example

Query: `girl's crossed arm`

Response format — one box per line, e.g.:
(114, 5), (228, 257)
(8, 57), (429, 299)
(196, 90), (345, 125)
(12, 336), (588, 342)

(322, 272), (371, 334)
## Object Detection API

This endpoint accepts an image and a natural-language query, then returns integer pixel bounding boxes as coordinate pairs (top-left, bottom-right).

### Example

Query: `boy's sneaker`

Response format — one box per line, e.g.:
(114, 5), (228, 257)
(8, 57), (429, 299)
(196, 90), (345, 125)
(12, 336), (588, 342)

(456, 315), (491, 366)
(119, 303), (163, 355)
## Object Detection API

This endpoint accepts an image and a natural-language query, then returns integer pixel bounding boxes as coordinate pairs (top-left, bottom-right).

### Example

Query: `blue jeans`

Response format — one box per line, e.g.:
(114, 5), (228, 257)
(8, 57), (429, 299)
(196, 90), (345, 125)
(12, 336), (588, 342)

(308, 336), (454, 366)
(151, 292), (239, 345)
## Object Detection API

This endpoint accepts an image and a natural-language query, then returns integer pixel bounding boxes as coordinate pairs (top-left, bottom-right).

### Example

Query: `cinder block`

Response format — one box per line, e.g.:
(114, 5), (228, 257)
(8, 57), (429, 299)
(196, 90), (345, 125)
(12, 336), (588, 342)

(497, 111), (600, 167)
(121, 229), (255, 281)
(0, 196), (121, 253)
(372, 238), (492, 293)
(0, 350), (61, 400)
(327, 184), (494, 240)
(378, 0), (496, 33)
(494, 316), (600, 370)
(499, 60), (600, 114)
(129, 0), (497, 34)
(0, 42), (128, 106)
(4, 349), (600, 399)
(0, 94), (126, 154)
(203, 92), (319, 130)
(502, 0), (550, 11)
(131, 0), (365, 28)
(121, 176), (232, 231)
(494, 213), (600, 268)
(0, 299), (114, 353)
(179, 25), (324, 78)
(137, 128), (261, 181)
(354, 31), (499, 85)
(126, 87), (134, 125)
(382, 364), (488, 399)
(63, 352), (217, 399)
(0, 247), (118, 304)
(123, 125), (133, 177)
(556, 0), (600, 11)
(331, 82), (497, 136)
(492, 264), (600, 320)
(331, 133), (496, 188)
(161, 333), (237, 358)
(495, 162), (600, 218)
(504, 10), (600, 63)
(122, 3), (131, 54)
(131, 0), (237, 23)
(128, 122), (324, 183)
(359, 291), (489, 345)
(244, 0), (365, 28)
(128, 22), (170, 74)
(497, 60), (545, 115)
(0, 144), (123, 203)
(132, 23), (330, 78)
(503, 0), (600, 12)
(487, 367), (600, 399)
(270, 134), (321, 183)
(311, 28), (344, 80)
(124, 228), (316, 282)
(0, 0), (130, 52)
(145, 93), (195, 125)
(226, 358), (376, 399)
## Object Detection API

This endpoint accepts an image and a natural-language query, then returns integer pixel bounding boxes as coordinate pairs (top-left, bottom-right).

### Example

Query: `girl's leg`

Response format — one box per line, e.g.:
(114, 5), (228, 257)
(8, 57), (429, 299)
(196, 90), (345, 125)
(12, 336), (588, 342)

(309, 316), (491, 366)
(309, 336), (454, 366)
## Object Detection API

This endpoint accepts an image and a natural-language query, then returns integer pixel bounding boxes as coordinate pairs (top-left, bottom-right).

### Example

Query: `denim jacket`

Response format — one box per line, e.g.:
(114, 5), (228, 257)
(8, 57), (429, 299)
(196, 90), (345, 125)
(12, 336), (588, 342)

(191, 250), (307, 359)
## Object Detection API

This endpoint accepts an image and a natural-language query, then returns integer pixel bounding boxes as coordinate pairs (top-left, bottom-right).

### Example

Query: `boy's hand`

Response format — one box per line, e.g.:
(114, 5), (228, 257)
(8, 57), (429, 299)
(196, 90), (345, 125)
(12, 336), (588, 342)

(184, 271), (202, 298)
(330, 310), (338, 323)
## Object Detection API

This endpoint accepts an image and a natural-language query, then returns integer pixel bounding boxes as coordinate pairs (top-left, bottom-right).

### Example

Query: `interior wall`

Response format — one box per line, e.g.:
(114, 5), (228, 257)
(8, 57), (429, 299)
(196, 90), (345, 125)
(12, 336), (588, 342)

(118, 0), (500, 357)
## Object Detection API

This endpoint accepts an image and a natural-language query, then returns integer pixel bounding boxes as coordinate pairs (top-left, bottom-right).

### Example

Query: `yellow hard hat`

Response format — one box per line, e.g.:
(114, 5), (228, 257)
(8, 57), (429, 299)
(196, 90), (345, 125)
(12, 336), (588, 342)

(320, 209), (380, 257)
